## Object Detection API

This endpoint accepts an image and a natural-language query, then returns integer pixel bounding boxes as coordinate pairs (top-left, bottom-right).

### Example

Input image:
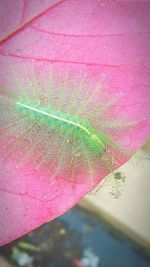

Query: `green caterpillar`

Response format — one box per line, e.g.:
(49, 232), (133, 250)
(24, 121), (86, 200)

(0, 68), (132, 186)
(16, 100), (109, 157)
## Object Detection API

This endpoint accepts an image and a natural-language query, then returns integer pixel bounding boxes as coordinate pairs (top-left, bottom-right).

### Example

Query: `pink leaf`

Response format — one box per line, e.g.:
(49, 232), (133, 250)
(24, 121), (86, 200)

(0, 0), (150, 246)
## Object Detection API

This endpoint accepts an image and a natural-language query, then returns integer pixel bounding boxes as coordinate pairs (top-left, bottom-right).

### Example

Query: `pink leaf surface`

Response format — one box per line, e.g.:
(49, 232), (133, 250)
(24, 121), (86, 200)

(0, 0), (150, 246)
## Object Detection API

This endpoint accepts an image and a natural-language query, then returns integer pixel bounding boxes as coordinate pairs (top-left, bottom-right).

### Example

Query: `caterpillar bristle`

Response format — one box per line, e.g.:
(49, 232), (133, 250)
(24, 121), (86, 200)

(0, 68), (136, 188)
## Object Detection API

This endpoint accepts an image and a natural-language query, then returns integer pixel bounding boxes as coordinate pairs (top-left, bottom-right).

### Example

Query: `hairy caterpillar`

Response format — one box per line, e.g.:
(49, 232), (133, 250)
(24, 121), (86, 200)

(0, 67), (134, 189)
